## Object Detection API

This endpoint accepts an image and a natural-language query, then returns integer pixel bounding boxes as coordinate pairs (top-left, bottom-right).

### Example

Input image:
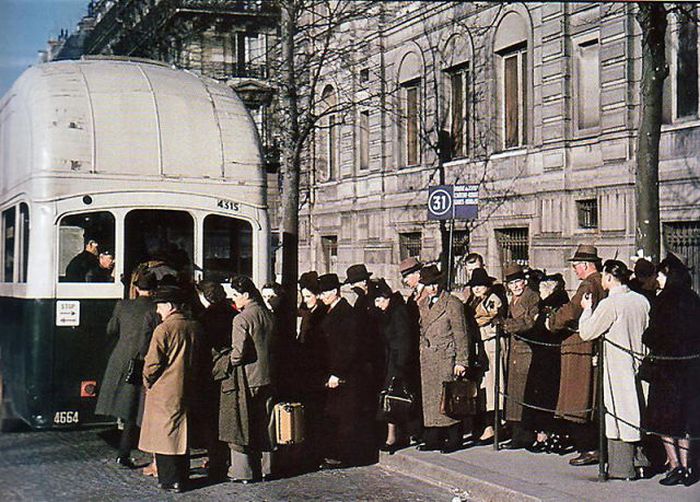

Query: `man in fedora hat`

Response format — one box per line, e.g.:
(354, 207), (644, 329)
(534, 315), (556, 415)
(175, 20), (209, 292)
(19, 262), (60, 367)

(139, 285), (203, 493)
(345, 264), (384, 425)
(546, 244), (606, 467)
(316, 273), (360, 469)
(416, 265), (472, 453)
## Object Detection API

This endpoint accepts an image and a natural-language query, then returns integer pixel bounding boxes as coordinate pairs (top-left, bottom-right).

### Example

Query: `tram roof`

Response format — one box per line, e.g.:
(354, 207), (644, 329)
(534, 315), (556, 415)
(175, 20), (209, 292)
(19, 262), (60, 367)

(0, 57), (264, 194)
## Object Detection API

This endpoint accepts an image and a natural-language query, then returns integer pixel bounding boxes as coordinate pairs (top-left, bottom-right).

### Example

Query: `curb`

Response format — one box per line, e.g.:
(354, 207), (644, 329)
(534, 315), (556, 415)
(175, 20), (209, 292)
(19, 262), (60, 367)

(378, 449), (578, 502)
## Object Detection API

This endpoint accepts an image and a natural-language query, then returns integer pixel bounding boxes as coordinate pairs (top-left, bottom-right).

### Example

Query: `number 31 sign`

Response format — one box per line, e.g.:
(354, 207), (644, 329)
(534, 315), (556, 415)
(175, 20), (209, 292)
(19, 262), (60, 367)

(427, 185), (454, 220)
(427, 184), (478, 221)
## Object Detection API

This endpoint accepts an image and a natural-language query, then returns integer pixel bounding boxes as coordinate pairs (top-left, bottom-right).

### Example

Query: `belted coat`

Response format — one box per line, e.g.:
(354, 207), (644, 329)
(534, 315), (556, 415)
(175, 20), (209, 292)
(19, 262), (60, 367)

(418, 292), (471, 427)
(138, 312), (202, 455)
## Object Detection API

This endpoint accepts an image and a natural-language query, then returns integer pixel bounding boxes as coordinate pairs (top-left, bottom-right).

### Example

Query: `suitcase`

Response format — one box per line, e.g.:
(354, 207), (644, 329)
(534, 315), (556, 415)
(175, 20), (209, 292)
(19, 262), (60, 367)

(274, 402), (304, 445)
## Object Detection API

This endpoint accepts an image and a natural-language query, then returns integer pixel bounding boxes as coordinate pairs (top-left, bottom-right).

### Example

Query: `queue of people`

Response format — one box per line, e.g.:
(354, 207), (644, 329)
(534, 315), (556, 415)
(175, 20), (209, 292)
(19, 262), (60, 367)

(94, 243), (700, 493)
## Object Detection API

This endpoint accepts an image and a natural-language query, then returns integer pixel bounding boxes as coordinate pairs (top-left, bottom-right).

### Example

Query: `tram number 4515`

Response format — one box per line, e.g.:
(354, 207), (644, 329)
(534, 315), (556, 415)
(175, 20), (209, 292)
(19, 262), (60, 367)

(54, 411), (79, 425)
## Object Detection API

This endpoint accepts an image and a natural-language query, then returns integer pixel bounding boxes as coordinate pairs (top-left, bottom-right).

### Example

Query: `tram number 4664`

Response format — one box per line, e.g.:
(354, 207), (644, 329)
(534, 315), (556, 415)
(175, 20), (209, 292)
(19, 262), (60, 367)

(54, 411), (79, 425)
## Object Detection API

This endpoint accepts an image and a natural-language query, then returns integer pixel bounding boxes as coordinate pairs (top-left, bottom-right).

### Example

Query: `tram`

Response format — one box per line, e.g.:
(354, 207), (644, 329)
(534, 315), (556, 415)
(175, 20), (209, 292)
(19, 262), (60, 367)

(0, 57), (270, 430)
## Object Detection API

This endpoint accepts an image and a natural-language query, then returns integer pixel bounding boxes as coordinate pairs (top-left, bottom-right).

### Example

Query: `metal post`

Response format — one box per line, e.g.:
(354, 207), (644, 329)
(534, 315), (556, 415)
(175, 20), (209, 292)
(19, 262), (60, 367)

(446, 218), (455, 291)
(493, 325), (501, 451)
(598, 337), (607, 481)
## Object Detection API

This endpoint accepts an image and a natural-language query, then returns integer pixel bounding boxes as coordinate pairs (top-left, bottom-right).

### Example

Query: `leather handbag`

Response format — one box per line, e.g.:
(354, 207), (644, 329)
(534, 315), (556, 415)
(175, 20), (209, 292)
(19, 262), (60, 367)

(637, 354), (656, 383)
(123, 357), (144, 385)
(440, 378), (478, 419)
(379, 377), (415, 423)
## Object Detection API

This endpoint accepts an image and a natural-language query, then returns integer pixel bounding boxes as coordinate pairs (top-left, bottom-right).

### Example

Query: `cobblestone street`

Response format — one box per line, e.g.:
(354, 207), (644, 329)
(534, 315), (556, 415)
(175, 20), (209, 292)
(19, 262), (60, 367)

(0, 428), (452, 501)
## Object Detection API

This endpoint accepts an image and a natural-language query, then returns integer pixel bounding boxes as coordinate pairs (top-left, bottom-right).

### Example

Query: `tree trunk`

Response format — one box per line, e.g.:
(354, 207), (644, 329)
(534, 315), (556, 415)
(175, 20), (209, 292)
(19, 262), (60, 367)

(279, 0), (300, 296)
(635, 3), (667, 263)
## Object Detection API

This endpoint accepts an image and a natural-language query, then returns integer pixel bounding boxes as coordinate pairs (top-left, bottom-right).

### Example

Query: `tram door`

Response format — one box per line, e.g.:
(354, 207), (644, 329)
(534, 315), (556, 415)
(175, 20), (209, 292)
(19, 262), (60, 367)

(124, 210), (194, 285)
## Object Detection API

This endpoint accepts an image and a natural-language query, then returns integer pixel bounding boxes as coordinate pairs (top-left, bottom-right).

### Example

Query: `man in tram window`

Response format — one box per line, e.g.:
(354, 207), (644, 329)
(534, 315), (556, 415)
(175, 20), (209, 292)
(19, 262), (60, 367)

(87, 250), (115, 282)
(65, 238), (100, 282)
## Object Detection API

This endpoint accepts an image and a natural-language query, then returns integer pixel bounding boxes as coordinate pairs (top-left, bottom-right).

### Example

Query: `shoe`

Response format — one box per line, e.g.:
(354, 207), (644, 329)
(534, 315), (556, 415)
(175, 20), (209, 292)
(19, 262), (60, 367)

(526, 440), (548, 453)
(159, 482), (183, 493)
(262, 474), (276, 482)
(659, 466), (686, 486)
(227, 477), (252, 484)
(683, 467), (699, 487)
(416, 443), (441, 452)
(319, 458), (343, 470)
(473, 436), (494, 446)
(499, 440), (526, 450)
(607, 475), (637, 481)
(115, 456), (136, 468)
(569, 451), (599, 466)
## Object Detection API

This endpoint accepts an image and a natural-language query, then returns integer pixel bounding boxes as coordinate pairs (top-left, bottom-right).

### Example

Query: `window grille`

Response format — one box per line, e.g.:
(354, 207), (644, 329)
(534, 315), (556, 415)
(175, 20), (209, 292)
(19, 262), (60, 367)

(663, 221), (700, 293)
(576, 199), (598, 229)
(495, 228), (529, 266)
(399, 232), (422, 261)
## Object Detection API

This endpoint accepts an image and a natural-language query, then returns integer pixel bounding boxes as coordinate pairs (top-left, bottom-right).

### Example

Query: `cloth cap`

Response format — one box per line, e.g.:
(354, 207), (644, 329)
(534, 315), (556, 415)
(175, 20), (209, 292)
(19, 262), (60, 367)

(152, 285), (184, 304)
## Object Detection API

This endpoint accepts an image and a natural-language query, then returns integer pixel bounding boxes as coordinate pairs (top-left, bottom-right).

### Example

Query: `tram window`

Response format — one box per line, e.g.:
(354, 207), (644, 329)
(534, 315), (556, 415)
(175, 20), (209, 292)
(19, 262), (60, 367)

(19, 203), (29, 282)
(2, 206), (15, 282)
(58, 211), (115, 283)
(124, 210), (194, 283)
(203, 215), (253, 283)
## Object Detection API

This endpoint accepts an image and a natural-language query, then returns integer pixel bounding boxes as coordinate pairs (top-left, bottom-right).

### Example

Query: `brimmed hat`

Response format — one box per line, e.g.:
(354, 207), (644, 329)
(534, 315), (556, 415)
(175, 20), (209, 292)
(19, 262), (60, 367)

(344, 264), (372, 284)
(503, 263), (526, 283)
(298, 271), (320, 294)
(419, 265), (443, 286)
(658, 252), (691, 272)
(399, 257), (423, 277)
(568, 244), (602, 262)
(467, 268), (495, 287)
(318, 273), (341, 293)
(633, 258), (656, 279)
(374, 278), (393, 299)
(152, 285), (184, 304)
(135, 271), (157, 291)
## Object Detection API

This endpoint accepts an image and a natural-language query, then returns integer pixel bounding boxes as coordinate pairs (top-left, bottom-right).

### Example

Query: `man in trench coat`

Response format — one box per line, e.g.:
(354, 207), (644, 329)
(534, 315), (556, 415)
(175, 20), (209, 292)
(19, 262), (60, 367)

(546, 244), (606, 467)
(139, 285), (202, 493)
(95, 271), (159, 467)
(417, 265), (472, 453)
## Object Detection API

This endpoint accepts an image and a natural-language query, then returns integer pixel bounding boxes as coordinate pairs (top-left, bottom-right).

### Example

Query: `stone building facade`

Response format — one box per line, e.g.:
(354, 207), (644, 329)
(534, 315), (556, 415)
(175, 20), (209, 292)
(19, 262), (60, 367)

(299, 2), (700, 292)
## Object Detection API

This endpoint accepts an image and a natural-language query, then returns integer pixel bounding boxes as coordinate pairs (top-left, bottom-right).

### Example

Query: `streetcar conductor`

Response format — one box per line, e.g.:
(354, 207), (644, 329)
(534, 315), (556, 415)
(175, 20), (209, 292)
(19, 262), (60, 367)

(65, 238), (100, 282)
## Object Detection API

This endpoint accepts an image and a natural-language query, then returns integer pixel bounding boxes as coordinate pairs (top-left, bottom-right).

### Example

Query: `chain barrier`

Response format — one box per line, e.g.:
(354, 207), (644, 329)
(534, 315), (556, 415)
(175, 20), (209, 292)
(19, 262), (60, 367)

(603, 337), (700, 361)
(604, 409), (700, 444)
(496, 389), (595, 415)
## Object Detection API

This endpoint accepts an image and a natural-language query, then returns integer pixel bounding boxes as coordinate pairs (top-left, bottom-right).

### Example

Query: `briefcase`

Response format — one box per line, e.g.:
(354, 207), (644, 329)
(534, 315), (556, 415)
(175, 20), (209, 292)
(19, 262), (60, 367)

(274, 402), (304, 445)
(440, 378), (478, 419)
(379, 377), (415, 423)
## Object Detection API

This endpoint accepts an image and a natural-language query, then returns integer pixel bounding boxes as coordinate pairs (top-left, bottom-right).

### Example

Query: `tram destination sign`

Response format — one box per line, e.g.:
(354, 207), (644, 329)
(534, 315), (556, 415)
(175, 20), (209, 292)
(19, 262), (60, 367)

(427, 184), (479, 221)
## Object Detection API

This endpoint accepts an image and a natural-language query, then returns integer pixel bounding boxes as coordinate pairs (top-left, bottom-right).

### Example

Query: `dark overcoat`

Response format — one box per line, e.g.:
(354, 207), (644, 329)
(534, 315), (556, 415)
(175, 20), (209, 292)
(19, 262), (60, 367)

(379, 294), (413, 389)
(643, 286), (700, 437)
(138, 312), (202, 455)
(95, 296), (158, 421)
(319, 298), (359, 418)
(218, 300), (275, 450)
(419, 292), (471, 427)
(502, 287), (540, 422)
(549, 272), (605, 423)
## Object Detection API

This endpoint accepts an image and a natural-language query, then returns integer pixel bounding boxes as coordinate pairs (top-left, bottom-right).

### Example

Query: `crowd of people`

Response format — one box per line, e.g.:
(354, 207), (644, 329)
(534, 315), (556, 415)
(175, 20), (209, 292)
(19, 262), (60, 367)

(94, 243), (700, 493)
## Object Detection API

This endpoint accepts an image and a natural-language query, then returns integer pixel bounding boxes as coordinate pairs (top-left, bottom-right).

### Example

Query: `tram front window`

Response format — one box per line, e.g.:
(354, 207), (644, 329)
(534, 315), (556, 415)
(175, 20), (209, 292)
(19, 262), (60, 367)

(124, 210), (194, 284)
(203, 215), (252, 283)
(58, 212), (115, 283)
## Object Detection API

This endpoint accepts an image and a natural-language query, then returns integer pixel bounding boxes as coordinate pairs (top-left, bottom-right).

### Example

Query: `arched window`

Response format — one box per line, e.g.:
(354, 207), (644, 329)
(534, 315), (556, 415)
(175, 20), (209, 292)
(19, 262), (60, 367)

(397, 51), (422, 167)
(318, 85), (338, 180)
(442, 34), (471, 159)
(494, 11), (531, 149)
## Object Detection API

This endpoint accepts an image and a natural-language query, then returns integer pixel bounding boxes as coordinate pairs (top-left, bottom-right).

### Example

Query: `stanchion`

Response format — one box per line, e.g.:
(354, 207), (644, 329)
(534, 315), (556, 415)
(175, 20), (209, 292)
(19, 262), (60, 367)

(597, 337), (607, 482)
(493, 325), (501, 451)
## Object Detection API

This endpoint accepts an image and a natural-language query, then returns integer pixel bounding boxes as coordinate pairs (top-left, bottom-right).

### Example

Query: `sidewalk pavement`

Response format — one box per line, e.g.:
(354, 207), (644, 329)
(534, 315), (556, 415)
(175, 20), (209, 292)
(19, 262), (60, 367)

(379, 443), (700, 502)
